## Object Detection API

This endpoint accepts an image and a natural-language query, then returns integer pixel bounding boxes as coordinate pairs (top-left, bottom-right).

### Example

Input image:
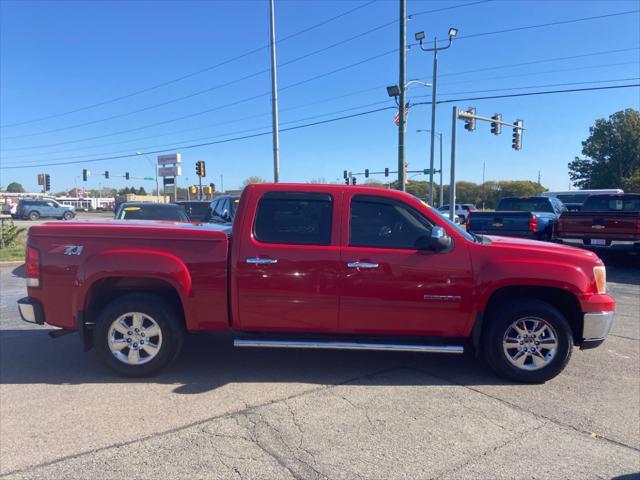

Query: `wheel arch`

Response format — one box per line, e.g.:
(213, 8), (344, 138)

(471, 285), (583, 354)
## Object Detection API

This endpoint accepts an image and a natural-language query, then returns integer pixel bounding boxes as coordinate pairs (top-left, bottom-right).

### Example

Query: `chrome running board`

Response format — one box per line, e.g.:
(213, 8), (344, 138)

(233, 339), (464, 354)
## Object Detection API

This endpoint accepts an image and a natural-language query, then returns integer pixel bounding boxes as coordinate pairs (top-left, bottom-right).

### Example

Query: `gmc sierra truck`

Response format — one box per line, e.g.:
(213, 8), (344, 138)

(18, 184), (615, 383)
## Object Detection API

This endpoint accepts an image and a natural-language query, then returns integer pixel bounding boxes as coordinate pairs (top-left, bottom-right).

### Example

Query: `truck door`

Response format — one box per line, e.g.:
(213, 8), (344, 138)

(338, 193), (474, 337)
(234, 191), (341, 333)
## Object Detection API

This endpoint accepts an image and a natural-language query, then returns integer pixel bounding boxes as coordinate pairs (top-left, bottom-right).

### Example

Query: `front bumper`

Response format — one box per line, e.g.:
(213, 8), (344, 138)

(17, 297), (45, 325)
(581, 310), (615, 350)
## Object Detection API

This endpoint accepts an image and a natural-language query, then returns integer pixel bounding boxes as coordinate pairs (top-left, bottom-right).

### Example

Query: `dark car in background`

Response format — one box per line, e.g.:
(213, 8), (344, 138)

(209, 194), (240, 225)
(16, 198), (75, 221)
(114, 202), (189, 222)
(557, 193), (640, 250)
(467, 196), (565, 241)
(175, 201), (211, 222)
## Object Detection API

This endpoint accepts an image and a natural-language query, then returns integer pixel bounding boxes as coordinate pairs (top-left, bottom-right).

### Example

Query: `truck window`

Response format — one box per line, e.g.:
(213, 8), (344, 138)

(497, 198), (553, 212)
(350, 195), (433, 249)
(583, 196), (640, 212)
(254, 192), (333, 245)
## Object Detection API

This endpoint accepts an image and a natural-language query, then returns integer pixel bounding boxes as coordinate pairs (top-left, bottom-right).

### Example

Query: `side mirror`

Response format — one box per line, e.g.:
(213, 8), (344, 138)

(429, 226), (452, 251)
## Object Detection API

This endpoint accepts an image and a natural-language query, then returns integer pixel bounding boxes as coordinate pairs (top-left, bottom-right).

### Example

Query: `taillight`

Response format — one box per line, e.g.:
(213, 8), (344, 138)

(25, 246), (40, 288)
(636, 217), (640, 235)
(529, 216), (538, 232)
(466, 216), (472, 230)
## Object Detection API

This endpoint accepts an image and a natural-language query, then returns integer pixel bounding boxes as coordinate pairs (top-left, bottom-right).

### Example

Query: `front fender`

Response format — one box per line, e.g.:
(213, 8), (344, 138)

(73, 248), (192, 319)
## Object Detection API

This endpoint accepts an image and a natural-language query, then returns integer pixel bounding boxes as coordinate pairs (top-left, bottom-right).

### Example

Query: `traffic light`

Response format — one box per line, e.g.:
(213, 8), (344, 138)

(195, 160), (206, 177)
(189, 186), (197, 195)
(203, 186), (213, 195)
(37, 174), (45, 185)
(364, 169), (369, 178)
(125, 172), (130, 180)
(463, 107), (476, 131)
(512, 120), (523, 150)
(104, 171), (109, 179)
(490, 114), (502, 135)
(343, 170), (348, 180)
(44, 174), (51, 192)
(344, 178), (349, 185)
(209, 182), (215, 192)
(384, 167), (389, 177)
(82, 169), (88, 181)
(351, 177), (357, 185)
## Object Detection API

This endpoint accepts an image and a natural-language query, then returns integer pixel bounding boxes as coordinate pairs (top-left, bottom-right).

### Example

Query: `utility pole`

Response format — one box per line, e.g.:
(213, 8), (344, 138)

(415, 27), (458, 205)
(220, 174), (224, 193)
(269, 0), (280, 183)
(397, 0), (407, 191)
(439, 132), (444, 207)
(482, 160), (486, 210)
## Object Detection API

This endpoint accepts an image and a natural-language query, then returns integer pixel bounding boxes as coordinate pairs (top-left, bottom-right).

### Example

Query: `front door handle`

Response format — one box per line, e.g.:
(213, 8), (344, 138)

(246, 258), (278, 264)
(347, 262), (379, 269)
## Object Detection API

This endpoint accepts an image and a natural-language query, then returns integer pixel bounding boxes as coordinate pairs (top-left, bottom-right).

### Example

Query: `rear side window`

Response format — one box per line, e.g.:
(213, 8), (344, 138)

(582, 196), (640, 212)
(350, 195), (433, 249)
(254, 192), (332, 245)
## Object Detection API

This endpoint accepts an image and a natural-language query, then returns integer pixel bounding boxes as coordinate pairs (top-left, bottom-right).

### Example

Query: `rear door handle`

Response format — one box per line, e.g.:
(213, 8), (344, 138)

(347, 262), (379, 269)
(246, 258), (278, 264)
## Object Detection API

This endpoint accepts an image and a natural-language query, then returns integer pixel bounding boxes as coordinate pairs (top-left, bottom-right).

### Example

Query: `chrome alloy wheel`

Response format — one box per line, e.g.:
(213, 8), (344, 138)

(108, 312), (163, 365)
(502, 317), (558, 371)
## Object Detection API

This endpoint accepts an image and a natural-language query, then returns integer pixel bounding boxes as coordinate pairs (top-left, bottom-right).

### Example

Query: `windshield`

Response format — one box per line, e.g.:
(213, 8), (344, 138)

(497, 198), (553, 212)
(119, 205), (188, 221)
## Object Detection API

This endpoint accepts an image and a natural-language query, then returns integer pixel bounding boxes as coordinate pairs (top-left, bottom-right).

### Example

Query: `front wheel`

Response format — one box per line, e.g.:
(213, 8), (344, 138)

(483, 299), (573, 383)
(93, 293), (184, 377)
(62, 211), (74, 220)
(28, 211), (40, 221)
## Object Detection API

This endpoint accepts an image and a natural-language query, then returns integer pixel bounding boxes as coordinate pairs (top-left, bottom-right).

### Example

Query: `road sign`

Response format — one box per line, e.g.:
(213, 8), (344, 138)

(157, 153), (182, 165)
(158, 166), (182, 177)
(163, 177), (175, 185)
(163, 185), (174, 195)
(143, 177), (155, 181)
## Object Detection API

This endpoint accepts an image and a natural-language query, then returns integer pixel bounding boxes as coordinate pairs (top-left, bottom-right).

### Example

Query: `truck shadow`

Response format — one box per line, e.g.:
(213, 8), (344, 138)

(0, 330), (516, 392)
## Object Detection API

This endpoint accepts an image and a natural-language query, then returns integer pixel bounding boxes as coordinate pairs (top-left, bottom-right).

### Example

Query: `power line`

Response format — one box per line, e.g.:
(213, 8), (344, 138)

(1, 0), (495, 139)
(437, 47), (639, 78)
(0, 49), (397, 151)
(2, 83), (637, 171)
(409, 0), (493, 18)
(0, 0), (377, 129)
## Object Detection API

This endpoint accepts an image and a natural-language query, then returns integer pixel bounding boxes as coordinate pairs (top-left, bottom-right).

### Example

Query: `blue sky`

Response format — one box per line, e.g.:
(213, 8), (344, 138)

(1, 0), (639, 194)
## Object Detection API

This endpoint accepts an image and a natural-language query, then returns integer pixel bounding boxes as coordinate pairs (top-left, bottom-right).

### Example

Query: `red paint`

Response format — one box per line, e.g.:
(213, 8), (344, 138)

(25, 185), (615, 342)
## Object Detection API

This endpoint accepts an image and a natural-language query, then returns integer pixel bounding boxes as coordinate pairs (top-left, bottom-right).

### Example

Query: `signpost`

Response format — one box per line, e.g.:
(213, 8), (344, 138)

(157, 153), (181, 201)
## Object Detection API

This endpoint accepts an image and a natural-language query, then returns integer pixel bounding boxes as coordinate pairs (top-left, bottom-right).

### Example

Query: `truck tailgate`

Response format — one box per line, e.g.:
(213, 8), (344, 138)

(558, 212), (640, 240)
(468, 211), (533, 235)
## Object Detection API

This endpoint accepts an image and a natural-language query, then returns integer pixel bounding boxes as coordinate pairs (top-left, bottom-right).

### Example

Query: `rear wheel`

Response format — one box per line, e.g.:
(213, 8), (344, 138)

(62, 211), (74, 220)
(28, 211), (40, 221)
(93, 293), (184, 377)
(483, 299), (573, 383)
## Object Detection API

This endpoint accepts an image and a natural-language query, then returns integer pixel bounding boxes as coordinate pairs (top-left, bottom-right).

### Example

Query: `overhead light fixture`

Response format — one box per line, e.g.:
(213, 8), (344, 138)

(386, 85), (401, 97)
(414, 31), (426, 41)
(448, 27), (458, 38)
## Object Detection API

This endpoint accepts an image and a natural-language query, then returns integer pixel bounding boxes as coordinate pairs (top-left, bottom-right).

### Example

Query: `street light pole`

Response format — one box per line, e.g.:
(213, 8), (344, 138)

(416, 128), (442, 206)
(415, 27), (457, 205)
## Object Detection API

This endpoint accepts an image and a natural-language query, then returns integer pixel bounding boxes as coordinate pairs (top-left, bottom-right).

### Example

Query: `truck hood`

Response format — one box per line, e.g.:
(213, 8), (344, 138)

(484, 234), (603, 264)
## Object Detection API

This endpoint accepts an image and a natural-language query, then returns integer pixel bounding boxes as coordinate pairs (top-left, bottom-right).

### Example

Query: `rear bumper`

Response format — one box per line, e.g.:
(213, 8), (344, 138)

(559, 238), (640, 249)
(581, 311), (615, 350)
(17, 297), (45, 325)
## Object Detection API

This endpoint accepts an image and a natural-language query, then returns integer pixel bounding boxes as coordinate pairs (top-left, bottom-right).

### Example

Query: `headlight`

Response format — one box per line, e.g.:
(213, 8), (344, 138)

(593, 266), (606, 294)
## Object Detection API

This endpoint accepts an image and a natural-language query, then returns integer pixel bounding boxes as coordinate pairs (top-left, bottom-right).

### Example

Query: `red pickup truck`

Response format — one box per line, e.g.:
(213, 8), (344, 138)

(17, 184), (615, 383)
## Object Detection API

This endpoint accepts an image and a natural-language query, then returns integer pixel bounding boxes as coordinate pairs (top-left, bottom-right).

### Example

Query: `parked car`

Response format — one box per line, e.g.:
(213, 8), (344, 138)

(557, 193), (640, 250)
(114, 202), (189, 222)
(467, 196), (565, 241)
(209, 194), (240, 225)
(174, 201), (211, 222)
(16, 198), (75, 221)
(17, 184), (614, 383)
(438, 204), (477, 222)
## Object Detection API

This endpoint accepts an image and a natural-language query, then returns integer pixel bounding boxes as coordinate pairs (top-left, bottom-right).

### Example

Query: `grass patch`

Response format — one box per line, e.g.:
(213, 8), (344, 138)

(0, 231), (26, 262)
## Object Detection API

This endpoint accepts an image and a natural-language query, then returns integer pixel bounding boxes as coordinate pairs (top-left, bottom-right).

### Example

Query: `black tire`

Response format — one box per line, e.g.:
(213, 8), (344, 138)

(62, 211), (74, 220)
(93, 293), (184, 377)
(483, 298), (573, 383)
(28, 211), (40, 221)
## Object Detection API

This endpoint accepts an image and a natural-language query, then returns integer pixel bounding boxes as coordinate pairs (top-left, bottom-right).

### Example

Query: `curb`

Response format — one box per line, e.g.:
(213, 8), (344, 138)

(0, 261), (24, 266)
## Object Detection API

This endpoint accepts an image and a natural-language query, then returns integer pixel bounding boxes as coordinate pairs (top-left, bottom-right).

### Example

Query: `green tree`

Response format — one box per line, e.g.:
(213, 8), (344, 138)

(568, 108), (640, 189)
(242, 176), (268, 187)
(137, 186), (147, 195)
(6, 182), (25, 193)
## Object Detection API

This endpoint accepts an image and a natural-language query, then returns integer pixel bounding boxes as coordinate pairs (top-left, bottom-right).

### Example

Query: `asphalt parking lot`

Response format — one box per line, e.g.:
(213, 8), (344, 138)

(0, 252), (638, 479)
